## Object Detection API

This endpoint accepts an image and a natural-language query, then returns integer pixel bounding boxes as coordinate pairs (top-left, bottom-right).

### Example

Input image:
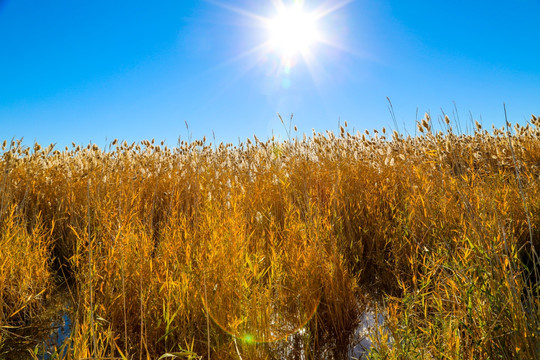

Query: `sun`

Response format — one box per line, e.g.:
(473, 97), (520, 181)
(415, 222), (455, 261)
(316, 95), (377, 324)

(207, 0), (354, 79)
(266, 4), (320, 60)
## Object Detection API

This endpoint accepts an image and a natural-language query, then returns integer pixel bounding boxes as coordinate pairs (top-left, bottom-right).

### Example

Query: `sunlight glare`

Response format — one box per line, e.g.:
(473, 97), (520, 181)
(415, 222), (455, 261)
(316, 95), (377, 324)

(206, 0), (354, 88)
(267, 4), (320, 60)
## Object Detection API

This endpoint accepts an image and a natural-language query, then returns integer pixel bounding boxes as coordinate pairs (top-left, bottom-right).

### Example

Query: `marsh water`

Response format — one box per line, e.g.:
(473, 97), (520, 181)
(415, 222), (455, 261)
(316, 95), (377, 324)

(1, 286), (72, 360)
(1, 286), (384, 360)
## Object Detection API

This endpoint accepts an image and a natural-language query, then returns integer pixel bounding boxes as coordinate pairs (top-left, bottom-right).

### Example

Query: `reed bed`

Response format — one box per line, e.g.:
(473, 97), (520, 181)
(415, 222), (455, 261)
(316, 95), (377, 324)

(0, 115), (539, 359)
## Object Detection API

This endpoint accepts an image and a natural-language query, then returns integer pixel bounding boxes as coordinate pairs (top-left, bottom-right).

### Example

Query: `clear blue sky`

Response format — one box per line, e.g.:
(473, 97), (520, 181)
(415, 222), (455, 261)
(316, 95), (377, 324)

(1, 0), (539, 147)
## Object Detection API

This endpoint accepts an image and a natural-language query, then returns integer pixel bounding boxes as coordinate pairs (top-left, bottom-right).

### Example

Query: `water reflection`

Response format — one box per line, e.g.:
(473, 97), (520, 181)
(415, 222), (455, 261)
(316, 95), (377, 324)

(41, 312), (71, 360)
(0, 285), (72, 360)
(231, 307), (384, 360)
(348, 310), (386, 359)
(2, 292), (385, 359)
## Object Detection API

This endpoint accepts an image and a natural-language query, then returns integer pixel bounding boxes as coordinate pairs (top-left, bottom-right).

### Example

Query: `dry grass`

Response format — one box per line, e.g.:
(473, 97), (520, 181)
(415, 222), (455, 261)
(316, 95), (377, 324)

(0, 115), (539, 359)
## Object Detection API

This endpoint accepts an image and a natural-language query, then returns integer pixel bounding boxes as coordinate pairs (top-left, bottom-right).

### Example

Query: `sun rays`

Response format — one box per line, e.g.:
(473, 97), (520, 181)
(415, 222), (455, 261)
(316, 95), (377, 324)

(206, 0), (354, 88)
(265, 2), (321, 62)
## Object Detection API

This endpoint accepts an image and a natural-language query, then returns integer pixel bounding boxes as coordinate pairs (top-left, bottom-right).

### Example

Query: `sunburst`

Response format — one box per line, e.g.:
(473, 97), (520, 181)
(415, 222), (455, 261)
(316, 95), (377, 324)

(265, 2), (321, 62)
(207, 0), (353, 74)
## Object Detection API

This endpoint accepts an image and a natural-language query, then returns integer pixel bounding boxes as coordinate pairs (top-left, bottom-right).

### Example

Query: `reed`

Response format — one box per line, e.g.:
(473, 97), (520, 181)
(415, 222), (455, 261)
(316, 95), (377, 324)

(0, 114), (538, 359)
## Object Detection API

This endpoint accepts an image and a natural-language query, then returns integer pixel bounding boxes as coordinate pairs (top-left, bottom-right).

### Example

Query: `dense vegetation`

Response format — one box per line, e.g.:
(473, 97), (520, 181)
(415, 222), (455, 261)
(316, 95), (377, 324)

(1, 114), (539, 359)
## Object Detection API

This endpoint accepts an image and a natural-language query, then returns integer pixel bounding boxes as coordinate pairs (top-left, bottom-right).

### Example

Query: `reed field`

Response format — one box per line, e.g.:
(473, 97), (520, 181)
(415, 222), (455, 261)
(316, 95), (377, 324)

(0, 114), (539, 359)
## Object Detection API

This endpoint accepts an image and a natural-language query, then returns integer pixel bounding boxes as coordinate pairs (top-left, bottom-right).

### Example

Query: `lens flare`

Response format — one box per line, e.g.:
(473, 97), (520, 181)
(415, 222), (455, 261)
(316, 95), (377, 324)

(242, 333), (255, 344)
(201, 251), (321, 343)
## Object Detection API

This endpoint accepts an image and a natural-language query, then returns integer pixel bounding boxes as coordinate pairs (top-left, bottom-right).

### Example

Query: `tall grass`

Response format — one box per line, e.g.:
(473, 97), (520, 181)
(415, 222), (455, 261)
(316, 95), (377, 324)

(0, 115), (538, 359)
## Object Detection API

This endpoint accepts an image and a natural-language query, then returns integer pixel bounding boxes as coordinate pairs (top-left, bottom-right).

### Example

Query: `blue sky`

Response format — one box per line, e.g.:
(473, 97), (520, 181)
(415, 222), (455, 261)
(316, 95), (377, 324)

(1, 0), (539, 148)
